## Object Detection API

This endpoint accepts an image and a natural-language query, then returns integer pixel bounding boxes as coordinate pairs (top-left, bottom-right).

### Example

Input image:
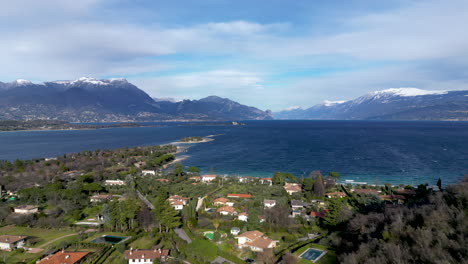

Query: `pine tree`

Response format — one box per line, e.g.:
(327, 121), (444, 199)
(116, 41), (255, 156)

(313, 174), (325, 197)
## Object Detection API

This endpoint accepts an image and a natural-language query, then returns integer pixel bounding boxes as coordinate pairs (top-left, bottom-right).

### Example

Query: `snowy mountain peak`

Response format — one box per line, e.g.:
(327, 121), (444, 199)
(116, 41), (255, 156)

(322, 100), (347, 106)
(371, 88), (447, 97)
(14, 79), (32, 85)
(283, 106), (303, 111)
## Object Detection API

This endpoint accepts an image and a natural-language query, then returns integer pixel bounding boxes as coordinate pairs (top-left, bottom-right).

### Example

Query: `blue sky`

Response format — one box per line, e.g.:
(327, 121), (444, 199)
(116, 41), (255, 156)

(1, 0), (468, 110)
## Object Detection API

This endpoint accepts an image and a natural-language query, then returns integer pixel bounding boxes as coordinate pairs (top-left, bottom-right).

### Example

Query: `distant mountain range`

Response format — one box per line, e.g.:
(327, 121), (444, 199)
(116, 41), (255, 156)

(274, 88), (468, 121)
(0, 78), (272, 122)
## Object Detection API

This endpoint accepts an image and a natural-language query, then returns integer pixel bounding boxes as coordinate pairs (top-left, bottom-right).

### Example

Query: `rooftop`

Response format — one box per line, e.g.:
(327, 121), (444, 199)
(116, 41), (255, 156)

(124, 249), (169, 260)
(0, 235), (27, 244)
(37, 251), (89, 264)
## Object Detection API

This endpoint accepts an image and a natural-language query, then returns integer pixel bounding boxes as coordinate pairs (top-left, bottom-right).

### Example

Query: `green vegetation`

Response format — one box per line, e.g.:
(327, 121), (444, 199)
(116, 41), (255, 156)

(180, 136), (204, 142)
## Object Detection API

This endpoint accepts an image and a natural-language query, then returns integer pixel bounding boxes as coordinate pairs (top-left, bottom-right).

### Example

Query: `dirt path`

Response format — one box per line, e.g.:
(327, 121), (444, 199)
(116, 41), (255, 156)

(37, 233), (78, 249)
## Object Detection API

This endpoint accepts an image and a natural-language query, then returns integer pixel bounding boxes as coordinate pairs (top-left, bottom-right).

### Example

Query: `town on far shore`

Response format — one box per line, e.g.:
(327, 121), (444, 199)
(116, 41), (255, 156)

(0, 141), (464, 264)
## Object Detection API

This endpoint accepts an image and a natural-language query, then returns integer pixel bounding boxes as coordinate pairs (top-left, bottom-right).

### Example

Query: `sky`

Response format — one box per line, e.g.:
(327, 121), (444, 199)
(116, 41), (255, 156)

(1, 0), (468, 111)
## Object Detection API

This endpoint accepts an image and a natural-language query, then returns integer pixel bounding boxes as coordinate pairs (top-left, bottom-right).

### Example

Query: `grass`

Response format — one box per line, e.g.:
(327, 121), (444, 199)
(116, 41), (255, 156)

(129, 236), (154, 249)
(0, 225), (76, 247)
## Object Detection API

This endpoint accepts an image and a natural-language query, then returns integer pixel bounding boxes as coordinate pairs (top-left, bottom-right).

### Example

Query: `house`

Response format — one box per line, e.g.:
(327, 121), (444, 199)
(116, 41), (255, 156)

(142, 170), (156, 176)
(238, 177), (253, 183)
(291, 200), (308, 210)
(0, 235), (27, 251)
(311, 199), (326, 206)
(13, 205), (38, 214)
(284, 183), (302, 195)
(37, 251), (89, 264)
(235, 231), (277, 252)
(167, 195), (189, 210)
(227, 194), (252, 199)
(104, 180), (125, 186)
(259, 178), (273, 185)
(213, 197), (229, 206)
(263, 199), (276, 209)
(291, 209), (303, 218)
(231, 227), (241, 235)
(201, 175), (217, 182)
(379, 194), (406, 204)
(90, 194), (114, 203)
(189, 176), (201, 182)
(217, 206), (237, 216)
(124, 248), (169, 264)
(326, 192), (347, 198)
(310, 211), (326, 218)
(238, 212), (248, 222)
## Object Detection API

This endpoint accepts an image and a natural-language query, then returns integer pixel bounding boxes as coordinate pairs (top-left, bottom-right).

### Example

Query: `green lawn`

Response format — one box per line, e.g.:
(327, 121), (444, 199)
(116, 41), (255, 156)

(129, 236), (154, 249)
(0, 225), (76, 247)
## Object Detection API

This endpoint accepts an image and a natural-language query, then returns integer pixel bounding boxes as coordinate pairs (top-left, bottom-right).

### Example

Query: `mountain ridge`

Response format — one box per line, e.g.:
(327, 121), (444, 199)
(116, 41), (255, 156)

(0, 78), (272, 122)
(275, 88), (468, 121)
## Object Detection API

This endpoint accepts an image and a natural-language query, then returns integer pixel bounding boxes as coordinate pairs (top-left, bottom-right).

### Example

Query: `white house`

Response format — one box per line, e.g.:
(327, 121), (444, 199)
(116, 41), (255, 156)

(238, 212), (248, 222)
(167, 195), (189, 210)
(124, 249), (169, 264)
(0, 235), (26, 251)
(235, 231), (277, 252)
(104, 180), (125, 186)
(230, 227), (240, 236)
(217, 206), (236, 216)
(263, 199), (276, 208)
(13, 205), (38, 214)
(284, 183), (302, 195)
(142, 170), (156, 176)
(259, 178), (273, 186)
(201, 174), (217, 182)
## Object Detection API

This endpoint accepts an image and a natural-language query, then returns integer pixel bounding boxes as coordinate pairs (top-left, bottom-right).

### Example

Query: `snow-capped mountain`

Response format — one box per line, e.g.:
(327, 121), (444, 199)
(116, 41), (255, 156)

(0, 78), (272, 122)
(274, 88), (468, 121)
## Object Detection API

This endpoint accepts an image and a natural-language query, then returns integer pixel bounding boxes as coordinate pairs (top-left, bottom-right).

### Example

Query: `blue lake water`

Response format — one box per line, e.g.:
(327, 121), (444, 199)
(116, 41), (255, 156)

(0, 120), (467, 185)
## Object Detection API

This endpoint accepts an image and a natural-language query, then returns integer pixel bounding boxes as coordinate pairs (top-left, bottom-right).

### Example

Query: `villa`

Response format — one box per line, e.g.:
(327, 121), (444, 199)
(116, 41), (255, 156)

(259, 177), (273, 185)
(284, 183), (302, 195)
(90, 194), (114, 203)
(353, 189), (380, 195)
(235, 231), (277, 252)
(104, 180), (125, 186)
(238, 212), (249, 221)
(326, 192), (347, 198)
(189, 176), (201, 181)
(217, 206), (237, 216)
(0, 235), (27, 251)
(37, 251), (89, 264)
(142, 170), (156, 176)
(213, 197), (229, 206)
(167, 195), (189, 210)
(124, 248), (169, 264)
(201, 175), (217, 182)
(13, 205), (39, 214)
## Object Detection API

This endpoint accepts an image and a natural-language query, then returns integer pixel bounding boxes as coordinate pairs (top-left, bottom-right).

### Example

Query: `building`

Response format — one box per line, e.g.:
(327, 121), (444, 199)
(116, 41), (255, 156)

(235, 231), (277, 252)
(124, 248), (169, 264)
(284, 183), (302, 195)
(263, 199), (276, 209)
(291, 200), (308, 210)
(379, 194), (406, 204)
(104, 180), (125, 186)
(238, 177), (253, 183)
(217, 206), (237, 216)
(0, 235), (27, 251)
(37, 251), (89, 264)
(213, 197), (229, 206)
(155, 178), (169, 183)
(167, 195), (189, 210)
(227, 194), (252, 199)
(90, 194), (114, 203)
(134, 161), (146, 168)
(395, 189), (416, 195)
(238, 212), (248, 222)
(142, 170), (156, 176)
(231, 227), (241, 235)
(201, 175), (217, 182)
(13, 205), (38, 214)
(189, 176), (201, 182)
(326, 192), (347, 198)
(259, 178), (273, 185)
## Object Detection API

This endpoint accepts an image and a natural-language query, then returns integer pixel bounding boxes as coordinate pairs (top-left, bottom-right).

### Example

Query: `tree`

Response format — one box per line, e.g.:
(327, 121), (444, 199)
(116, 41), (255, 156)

(322, 198), (344, 227)
(328, 171), (340, 178)
(187, 166), (200, 174)
(159, 201), (181, 232)
(436, 178), (442, 190)
(212, 218), (220, 231)
(313, 174), (325, 197)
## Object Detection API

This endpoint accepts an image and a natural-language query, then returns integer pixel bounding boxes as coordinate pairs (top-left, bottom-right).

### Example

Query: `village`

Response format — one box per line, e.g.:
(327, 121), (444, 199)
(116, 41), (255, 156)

(0, 143), (442, 264)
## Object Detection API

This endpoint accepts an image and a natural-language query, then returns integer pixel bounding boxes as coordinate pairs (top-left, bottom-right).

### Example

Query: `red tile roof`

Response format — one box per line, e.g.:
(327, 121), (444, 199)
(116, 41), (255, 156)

(217, 206), (236, 214)
(124, 249), (169, 260)
(0, 235), (27, 244)
(227, 194), (252, 198)
(37, 251), (89, 264)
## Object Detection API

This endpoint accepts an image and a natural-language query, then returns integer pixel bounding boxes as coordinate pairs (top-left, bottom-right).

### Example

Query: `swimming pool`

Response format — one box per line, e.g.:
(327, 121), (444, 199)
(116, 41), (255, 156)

(91, 235), (128, 244)
(299, 248), (326, 262)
